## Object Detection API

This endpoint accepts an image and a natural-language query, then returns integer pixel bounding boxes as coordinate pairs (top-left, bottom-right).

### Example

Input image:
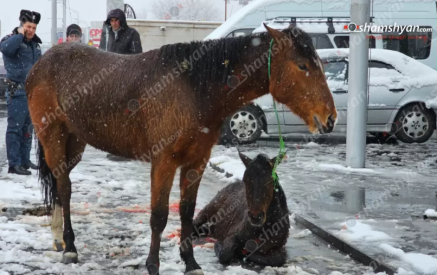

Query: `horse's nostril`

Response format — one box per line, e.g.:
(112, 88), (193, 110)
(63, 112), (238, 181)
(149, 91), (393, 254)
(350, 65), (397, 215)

(327, 115), (335, 127)
(248, 211), (265, 226)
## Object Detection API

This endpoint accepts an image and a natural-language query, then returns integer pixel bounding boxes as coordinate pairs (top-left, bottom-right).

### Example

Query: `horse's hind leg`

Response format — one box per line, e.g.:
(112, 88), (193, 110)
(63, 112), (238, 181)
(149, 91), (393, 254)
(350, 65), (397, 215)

(51, 134), (86, 252)
(52, 200), (64, 251)
(179, 154), (212, 275)
(146, 157), (178, 275)
(39, 125), (84, 264)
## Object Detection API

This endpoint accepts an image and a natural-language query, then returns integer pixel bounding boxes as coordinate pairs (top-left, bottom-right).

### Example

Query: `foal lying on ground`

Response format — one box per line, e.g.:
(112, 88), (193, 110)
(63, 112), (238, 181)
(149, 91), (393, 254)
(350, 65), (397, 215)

(192, 151), (290, 267)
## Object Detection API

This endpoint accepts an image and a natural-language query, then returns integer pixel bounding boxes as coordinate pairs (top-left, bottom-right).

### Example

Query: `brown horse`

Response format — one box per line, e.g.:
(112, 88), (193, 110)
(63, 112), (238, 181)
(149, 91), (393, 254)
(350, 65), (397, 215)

(25, 25), (337, 275)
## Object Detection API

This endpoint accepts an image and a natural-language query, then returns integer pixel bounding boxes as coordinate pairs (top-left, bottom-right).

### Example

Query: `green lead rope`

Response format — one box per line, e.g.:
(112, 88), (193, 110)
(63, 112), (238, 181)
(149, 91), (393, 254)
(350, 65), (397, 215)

(268, 38), (287, 191)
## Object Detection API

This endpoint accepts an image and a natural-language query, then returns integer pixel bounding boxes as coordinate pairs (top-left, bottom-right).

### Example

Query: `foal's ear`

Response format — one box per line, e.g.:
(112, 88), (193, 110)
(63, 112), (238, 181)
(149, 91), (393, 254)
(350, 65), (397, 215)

(238, 151), (252, 168)
(264, 23), (290, 47)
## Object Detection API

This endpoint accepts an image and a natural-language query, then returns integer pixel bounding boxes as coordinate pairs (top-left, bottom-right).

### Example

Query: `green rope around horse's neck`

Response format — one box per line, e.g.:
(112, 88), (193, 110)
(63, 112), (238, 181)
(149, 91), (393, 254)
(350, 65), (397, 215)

(268, 38), (287, 192)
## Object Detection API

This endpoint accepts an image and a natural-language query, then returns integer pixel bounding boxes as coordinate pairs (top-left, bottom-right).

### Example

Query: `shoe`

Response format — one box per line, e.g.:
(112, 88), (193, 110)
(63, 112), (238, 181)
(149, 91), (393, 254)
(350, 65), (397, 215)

(106, 153), (130, 162)
(22, 162), (39, 170)
(8, 165), (32, 175)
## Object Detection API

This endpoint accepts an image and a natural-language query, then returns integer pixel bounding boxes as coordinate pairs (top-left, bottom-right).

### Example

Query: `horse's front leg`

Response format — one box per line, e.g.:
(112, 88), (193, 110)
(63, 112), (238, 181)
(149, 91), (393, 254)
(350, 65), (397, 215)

(146, 158), (178, 275)
(179, 156), (211, 275)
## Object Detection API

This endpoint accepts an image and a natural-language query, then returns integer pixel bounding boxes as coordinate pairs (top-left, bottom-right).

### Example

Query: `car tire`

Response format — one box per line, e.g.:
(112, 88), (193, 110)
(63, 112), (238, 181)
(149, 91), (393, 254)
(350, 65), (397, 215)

(392, 103), (435, 143)
(219, 105), (264, 146)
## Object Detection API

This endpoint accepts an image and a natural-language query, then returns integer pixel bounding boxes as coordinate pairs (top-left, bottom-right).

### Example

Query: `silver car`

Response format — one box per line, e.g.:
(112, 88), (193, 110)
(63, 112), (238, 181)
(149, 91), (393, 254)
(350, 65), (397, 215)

(220, 49), (437, 144)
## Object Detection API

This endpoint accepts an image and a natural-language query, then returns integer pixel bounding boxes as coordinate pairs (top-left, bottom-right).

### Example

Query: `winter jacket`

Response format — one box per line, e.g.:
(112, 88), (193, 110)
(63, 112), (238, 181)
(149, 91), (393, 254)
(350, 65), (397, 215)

(0, 27), (42, 84)
(99, 9), (143, 54)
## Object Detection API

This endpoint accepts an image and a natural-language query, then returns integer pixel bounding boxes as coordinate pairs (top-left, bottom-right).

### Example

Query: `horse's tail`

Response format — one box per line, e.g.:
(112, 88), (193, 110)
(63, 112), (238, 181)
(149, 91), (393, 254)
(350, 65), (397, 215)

(37, 140), (57, 216)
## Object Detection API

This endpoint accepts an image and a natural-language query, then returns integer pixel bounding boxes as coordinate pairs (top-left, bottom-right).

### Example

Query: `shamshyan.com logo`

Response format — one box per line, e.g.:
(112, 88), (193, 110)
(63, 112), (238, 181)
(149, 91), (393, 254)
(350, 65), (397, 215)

(344, 22), (433, 35)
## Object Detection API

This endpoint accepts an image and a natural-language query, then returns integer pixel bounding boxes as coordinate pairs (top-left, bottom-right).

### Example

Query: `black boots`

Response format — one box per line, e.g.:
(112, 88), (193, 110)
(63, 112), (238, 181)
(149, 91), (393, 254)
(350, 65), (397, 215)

(22, 162), (39, 170)
(8, 165), (31, 175)
(8, 162), (38, 175)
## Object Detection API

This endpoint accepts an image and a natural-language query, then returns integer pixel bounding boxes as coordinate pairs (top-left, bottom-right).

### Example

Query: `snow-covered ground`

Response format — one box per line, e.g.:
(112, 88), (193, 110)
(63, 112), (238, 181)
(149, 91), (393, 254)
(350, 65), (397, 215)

(1, 115), (437, 274)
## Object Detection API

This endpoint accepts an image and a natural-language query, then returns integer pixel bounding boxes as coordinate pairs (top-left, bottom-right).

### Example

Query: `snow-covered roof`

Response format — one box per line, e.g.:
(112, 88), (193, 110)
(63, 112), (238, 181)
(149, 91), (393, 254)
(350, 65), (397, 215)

(204, 0), (436, 40)
(317, 48), (437, 89)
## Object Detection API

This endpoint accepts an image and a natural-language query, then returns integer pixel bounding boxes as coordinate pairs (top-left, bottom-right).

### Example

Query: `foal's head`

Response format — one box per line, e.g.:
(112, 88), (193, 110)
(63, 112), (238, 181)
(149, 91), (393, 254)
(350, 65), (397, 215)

(239, 151), (285, 227)
(264, 25), (337, 134)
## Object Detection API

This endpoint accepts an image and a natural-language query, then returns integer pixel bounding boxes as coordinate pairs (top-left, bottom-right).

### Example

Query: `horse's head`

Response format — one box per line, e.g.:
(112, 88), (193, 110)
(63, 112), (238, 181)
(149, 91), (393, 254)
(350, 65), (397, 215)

(265, 25), (337, 134)
(239, 151), (285, 227)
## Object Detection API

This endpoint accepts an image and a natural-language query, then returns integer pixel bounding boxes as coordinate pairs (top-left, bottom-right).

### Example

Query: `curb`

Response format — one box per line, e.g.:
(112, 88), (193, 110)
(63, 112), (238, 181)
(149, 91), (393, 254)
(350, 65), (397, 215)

(294, 214), (397, 275)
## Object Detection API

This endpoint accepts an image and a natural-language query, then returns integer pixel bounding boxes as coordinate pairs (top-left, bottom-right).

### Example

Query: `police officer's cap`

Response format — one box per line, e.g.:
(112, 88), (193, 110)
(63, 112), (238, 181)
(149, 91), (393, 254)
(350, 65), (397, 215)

(19, 10), (41, 25)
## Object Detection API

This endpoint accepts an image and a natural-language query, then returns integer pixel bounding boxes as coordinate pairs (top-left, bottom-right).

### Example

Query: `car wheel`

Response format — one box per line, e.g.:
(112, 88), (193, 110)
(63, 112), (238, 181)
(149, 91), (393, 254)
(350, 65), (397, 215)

(393, 104), (435, 143)
(220, 105), (264, 146)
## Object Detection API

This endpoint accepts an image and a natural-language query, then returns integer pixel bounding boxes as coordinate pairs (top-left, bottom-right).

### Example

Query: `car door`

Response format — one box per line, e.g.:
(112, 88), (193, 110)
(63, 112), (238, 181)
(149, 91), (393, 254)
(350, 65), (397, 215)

(282, 60), (349, 133)
(367, 61), (410, 126)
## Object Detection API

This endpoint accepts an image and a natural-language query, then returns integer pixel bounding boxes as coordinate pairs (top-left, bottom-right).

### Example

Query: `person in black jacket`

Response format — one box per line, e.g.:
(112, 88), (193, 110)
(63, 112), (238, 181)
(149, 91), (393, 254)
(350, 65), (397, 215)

(66, 24), (82, 43)
(99, 8), (142, 54)
(100, 9), (143, 161)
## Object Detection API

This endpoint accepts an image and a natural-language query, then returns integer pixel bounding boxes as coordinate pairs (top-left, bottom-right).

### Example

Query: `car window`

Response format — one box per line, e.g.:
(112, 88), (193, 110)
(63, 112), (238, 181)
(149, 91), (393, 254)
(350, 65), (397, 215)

(308, 34), (334, 49)
(382, 26), (432, 59)
(368, 61), (396, 70)
(226, 28), (255, 38)
(323, 61), (347, 82)
(369, 61), (402, 76)
(334, 36), (376, 48)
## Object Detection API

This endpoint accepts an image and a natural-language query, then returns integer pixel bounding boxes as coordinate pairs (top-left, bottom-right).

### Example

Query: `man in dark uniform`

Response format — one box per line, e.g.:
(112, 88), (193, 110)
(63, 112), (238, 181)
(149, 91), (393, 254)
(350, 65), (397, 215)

(99, 8), (143, 161)
(0, 10), (42, 175)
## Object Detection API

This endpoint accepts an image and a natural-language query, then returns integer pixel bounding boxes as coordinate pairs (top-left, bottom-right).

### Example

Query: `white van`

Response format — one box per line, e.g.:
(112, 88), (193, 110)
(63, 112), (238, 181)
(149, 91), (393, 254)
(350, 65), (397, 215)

(213, 0), (437, 145)
(206, 0), (436, 70)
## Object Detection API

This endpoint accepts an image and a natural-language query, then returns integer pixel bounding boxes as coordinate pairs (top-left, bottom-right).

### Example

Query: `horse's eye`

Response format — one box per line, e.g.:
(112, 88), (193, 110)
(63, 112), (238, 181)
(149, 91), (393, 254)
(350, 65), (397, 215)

(298, 64), (308, 71)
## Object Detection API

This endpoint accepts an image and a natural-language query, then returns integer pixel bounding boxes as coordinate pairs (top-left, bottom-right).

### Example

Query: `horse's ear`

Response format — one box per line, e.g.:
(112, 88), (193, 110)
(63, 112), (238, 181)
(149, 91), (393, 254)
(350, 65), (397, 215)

(238, 151), (252, 168)
(264, 23), (289, 46)
(270, 152), (286, 167)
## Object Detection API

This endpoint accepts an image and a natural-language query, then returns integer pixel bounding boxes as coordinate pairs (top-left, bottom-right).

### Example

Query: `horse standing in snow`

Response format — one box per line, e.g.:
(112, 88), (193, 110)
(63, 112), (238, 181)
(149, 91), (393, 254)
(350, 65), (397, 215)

(25, 25), (336, 275)
(192, 151), (290, 267)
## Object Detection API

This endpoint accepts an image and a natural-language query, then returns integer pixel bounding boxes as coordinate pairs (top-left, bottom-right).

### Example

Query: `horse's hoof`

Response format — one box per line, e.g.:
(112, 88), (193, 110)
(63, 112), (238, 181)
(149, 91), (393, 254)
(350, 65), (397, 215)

(53, 240), (65, 252)
(185, 269), (204, 275)
(61, 252), (78, 264)
(146, 263), (159, 275)
(214, 242), (222, 257)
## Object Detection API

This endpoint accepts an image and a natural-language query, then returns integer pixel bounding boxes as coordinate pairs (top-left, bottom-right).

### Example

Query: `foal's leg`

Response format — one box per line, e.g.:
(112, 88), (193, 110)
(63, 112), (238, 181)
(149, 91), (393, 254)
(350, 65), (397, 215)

(179, 155), (211, 275)
(246, 247), (287, 267)
(214, 235), (238, 264)
(52, 134), (86, 252)
(146, 158), (178, 275)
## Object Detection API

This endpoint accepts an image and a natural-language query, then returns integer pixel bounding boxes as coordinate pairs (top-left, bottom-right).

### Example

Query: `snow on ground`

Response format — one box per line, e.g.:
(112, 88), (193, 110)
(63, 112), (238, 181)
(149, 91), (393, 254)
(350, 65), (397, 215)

(424, 209), (437, 218)
(0, 143), (380, 275)
(380, 244), (437, 274)
(332, 220), (393, 243)
(1, 122), (437, 274)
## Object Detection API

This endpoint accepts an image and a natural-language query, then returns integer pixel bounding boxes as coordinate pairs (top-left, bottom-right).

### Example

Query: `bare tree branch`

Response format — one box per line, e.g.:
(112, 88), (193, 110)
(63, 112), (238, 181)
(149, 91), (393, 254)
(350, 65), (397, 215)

(150, 0), (219, 21)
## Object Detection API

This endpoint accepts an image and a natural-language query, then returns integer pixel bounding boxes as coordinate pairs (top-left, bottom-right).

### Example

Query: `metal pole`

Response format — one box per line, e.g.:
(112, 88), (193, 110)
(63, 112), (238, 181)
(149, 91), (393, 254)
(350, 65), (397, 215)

(225, 0), (227, 21)
(346, 0), (370, 168)
(62, 0), (67, 43)
(51, 0), (57, 45)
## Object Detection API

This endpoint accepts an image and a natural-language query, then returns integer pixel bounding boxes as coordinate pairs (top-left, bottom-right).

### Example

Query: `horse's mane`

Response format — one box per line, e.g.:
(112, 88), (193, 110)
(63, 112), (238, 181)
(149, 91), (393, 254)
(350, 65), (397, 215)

(157, 27), (318, 95)
(158, 33), (263, 94)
